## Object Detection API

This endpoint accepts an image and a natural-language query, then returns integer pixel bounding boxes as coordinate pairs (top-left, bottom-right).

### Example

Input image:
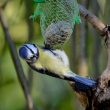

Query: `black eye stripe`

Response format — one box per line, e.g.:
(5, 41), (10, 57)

(24, 45), (35, 55)
(33, 44), (36, 47)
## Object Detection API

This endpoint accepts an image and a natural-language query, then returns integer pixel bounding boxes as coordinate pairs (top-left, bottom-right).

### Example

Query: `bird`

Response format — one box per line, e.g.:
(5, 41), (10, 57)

(30, 0), (81, 48)
(19, 43), (96, 92)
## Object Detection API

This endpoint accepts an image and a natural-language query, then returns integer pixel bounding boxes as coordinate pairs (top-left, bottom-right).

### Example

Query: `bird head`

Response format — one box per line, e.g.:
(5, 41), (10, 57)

(19, 43), (39, 63)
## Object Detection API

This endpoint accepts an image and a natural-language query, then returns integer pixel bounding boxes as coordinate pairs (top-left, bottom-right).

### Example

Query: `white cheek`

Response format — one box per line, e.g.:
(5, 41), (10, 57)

(26, 49), (33, 59)
(26, 44), (38, 54)
(32, 48), (38, 54)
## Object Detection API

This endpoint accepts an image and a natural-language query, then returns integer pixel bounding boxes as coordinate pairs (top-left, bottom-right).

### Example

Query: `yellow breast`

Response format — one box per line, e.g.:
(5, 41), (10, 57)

(33, 48), (70, 77)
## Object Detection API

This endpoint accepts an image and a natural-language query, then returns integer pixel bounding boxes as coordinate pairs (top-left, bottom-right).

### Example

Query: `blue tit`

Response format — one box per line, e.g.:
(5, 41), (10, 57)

(19, 43), (96, 92)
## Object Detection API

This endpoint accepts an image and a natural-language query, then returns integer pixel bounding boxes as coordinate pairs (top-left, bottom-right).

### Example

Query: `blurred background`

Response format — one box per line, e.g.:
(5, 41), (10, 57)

(0, 0), (109, 110)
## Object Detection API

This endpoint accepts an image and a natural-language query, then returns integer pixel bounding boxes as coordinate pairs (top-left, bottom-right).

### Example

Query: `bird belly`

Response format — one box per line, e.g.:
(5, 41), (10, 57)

(39, 54), (69, 78)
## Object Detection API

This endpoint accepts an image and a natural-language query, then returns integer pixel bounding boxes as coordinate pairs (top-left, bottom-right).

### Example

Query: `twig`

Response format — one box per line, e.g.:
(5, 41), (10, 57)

(0, 8), (35, 110)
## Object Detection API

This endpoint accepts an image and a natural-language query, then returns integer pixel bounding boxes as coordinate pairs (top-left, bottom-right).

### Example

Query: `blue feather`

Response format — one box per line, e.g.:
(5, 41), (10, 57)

(69, 75), (96, 91)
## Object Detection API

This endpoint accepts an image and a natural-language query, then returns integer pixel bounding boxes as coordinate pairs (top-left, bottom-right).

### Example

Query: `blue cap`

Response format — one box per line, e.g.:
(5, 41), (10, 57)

(19, 46), (28, 59)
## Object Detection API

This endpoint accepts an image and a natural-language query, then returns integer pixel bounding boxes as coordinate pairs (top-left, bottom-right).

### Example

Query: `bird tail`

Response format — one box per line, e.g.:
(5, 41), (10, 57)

(64, 72), (96, 91)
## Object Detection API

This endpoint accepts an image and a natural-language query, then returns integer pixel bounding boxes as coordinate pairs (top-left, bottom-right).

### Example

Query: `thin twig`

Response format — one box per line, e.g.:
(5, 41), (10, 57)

(0, 8), (35, 110)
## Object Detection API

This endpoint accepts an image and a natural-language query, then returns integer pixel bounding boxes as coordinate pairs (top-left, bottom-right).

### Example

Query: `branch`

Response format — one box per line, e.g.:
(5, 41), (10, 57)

(94, 27), (110, 109)
(79, 4), (106, 35)
(0, 8), (35, 110)
(69, 4), (110, 110)
(72, 4), (110, 110)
